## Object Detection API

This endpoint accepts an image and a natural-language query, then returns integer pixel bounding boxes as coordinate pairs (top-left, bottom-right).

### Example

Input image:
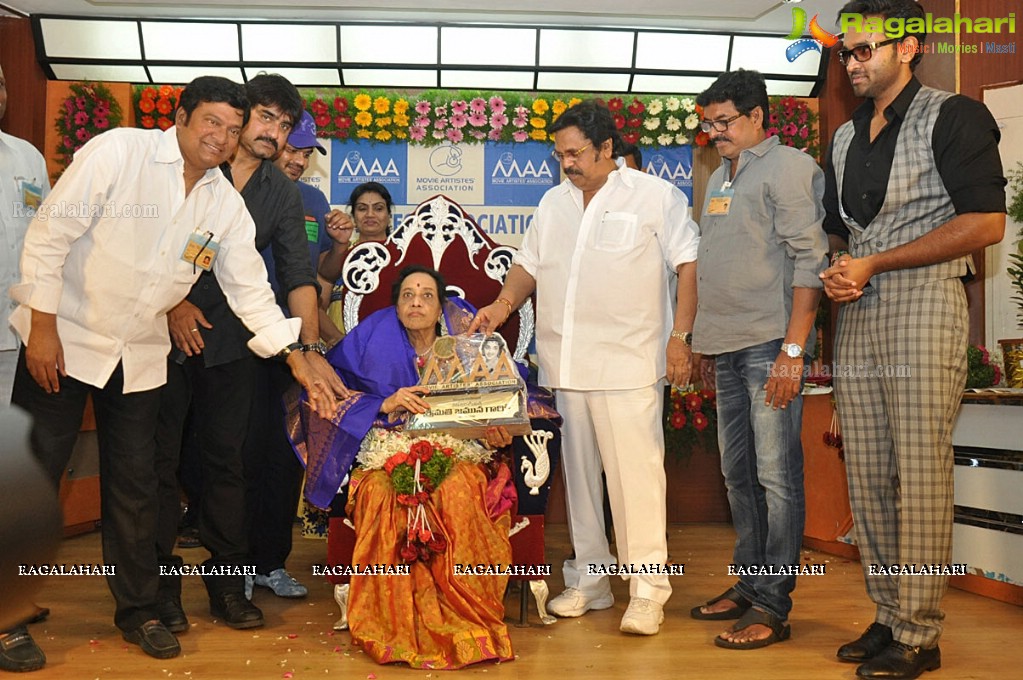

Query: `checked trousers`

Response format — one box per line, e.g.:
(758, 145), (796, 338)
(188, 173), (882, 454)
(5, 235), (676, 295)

(833, 278), (967, 648)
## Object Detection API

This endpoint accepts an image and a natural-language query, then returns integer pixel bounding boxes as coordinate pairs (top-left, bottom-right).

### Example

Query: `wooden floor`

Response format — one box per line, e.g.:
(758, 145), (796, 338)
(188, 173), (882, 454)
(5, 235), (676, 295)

(18, 524), (1021, 679)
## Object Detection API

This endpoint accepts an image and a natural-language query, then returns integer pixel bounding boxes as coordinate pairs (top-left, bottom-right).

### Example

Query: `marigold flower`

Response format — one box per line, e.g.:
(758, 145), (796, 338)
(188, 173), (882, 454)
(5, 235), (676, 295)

(354, 93), (372, 111)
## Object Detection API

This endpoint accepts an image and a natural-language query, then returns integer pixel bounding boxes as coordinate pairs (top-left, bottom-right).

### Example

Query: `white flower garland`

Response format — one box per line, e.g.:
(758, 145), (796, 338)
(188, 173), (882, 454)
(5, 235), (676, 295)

(355, 428), (493, 470)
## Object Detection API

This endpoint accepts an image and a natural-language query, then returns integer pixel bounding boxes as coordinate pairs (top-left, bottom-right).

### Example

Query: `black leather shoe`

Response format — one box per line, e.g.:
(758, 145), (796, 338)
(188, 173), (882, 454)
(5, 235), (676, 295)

(0, 626), (46, 672)
(210, 592), (264, 629)
(28, 606), (50, 624)
(838, 622), (894, 662)
(856, 641), (941, 679)
(156, 600), (190, 634)
(123, 620), (181, 659)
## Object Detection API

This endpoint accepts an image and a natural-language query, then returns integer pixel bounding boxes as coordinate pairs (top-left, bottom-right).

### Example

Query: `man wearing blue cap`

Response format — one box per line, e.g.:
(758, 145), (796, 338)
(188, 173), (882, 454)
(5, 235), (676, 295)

(270, 110), (349, 349)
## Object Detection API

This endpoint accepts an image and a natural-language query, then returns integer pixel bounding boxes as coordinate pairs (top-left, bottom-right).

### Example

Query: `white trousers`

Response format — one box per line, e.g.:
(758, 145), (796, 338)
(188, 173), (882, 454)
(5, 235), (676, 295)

(558, 385), (670, 604)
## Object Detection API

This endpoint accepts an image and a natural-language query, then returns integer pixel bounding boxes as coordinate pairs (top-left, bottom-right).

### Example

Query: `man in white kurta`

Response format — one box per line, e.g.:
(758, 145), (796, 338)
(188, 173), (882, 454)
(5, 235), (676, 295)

(472, 100), (698, 635)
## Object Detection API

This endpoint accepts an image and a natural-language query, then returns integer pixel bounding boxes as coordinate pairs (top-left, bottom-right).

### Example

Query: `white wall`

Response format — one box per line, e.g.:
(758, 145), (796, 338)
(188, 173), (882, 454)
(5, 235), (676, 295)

(984, 83), (1023, 344)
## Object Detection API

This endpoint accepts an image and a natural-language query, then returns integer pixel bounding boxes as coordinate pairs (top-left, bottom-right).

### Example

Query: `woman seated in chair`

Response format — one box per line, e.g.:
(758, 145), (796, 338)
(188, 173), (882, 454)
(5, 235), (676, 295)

(289, 264), (518, 670)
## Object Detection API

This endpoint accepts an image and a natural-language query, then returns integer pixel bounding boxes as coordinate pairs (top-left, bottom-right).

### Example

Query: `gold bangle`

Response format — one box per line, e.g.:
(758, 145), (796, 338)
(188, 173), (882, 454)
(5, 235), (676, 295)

(496, 297), (514, 316)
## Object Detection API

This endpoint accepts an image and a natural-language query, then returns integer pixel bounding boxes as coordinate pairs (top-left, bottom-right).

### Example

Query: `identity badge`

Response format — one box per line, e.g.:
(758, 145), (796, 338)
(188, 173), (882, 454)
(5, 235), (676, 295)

(20, 180), (43, 210)
(181, 231), (220, 272)
(706, 184), (734, 216)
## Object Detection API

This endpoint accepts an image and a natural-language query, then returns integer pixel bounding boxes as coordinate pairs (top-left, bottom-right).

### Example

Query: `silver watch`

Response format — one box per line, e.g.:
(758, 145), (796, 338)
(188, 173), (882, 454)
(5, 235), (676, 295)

(780, 343), (803, 358)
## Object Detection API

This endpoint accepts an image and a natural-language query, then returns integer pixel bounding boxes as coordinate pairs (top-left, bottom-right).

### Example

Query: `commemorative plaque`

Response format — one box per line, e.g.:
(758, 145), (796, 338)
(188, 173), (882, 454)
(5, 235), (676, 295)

(404, 333), (531, 439)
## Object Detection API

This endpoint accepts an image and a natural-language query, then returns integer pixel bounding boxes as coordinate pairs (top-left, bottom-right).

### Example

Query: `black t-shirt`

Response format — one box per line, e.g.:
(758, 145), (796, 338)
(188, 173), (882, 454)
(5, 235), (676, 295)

(181, 160), (315, 367)
(823, 76), (1006, 240)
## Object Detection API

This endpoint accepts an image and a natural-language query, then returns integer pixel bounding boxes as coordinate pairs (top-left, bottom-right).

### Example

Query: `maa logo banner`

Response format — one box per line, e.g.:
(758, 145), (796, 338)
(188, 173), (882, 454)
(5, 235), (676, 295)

(331, 140), (407, 204)
(485, 142), (558, 206)
(645, 146), (694, 203)
(407, 142), (485, 205)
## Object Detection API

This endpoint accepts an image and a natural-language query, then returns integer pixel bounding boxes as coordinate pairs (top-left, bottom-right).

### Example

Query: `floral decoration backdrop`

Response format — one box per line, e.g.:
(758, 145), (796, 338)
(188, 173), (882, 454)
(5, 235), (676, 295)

(125, 86), (820, 158)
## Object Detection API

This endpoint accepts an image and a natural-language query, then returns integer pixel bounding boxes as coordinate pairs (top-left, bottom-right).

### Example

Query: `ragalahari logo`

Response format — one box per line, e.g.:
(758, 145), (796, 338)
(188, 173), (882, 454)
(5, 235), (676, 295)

(785, 7), (839, 61)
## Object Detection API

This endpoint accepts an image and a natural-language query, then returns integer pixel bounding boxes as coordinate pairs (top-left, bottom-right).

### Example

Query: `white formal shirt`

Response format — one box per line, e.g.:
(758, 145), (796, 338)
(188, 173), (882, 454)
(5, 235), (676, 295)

(1, 130), (50, 352)
(514, 163), (699, 390)
(10, 126), (299, 393)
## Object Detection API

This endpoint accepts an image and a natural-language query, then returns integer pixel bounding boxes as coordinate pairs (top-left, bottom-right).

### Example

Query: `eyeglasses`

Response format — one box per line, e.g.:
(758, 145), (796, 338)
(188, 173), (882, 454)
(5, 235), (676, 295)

(837, 38), (901, 65)
(699, 113), (744, 134)
(551, 144), (591, 162)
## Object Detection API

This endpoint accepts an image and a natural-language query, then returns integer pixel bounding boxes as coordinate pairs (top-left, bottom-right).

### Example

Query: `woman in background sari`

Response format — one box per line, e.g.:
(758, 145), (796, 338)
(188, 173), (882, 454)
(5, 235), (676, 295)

(288, 265), (515, 669)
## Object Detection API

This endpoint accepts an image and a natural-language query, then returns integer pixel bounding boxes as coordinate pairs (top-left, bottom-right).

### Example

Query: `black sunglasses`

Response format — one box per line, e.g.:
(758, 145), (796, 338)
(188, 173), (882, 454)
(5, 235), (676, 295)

(837, 38), (901, 65)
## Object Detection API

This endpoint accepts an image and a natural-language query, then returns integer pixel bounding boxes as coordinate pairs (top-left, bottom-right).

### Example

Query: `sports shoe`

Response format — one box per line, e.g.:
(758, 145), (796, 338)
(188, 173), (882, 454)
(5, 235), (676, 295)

(547, 587), (614, 618)
(253, 569), (308, 598)
(620, 597), (664, 635)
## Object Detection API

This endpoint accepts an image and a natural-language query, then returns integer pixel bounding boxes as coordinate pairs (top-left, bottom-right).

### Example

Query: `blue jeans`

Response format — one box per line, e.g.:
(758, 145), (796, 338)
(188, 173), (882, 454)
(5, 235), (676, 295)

(715, 339), (806, 621)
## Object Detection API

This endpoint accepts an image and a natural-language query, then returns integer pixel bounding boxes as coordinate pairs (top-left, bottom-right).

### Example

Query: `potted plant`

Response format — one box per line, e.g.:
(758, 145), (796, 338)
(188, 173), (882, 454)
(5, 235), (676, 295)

(1000, 163), (1023, 387)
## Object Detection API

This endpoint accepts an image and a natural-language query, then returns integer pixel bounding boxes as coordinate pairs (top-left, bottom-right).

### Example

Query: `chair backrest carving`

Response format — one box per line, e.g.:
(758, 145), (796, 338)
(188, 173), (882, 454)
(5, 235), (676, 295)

(340, 194), (533, 362)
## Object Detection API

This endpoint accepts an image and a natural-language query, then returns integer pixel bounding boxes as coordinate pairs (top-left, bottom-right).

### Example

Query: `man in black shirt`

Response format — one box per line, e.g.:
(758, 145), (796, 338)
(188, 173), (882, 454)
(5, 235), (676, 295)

(821, 1), (1005, 678)
(154, 74), (346, 632)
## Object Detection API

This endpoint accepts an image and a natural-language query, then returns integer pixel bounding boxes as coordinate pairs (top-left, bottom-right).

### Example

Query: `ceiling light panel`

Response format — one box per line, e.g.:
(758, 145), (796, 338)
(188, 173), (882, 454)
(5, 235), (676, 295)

(49, 64), (150, 82)
(440, 70), (536, 90)
(147, 65), (246, 84)
(40, 18), (141, 59)
(635, 32), (729, 72)
(730, 35), (821, 76)
(539, 29), (633, 68)
(342, 68), (437, 87)
(631, 74), (718, 94)
(141, 22), (239, 61)
(244, 67), (341, 86)
(242, 24), (337, 62)
(340, 26), (437, 64)
(441, 27), (536, 66)
(536, 71), (631, 91)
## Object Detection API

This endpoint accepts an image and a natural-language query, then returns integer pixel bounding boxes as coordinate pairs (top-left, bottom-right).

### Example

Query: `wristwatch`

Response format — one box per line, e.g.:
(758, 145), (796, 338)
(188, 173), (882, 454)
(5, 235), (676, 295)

(276, 342), (304, 359)
(670, 330), (693, 347)
(302, 341), (328, 356)
(780, 343), (804, 358)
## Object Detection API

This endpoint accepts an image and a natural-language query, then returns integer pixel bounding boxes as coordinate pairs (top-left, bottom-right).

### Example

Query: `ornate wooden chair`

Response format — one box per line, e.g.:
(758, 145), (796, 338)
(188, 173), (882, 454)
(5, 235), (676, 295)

(325, 194), (561, 628)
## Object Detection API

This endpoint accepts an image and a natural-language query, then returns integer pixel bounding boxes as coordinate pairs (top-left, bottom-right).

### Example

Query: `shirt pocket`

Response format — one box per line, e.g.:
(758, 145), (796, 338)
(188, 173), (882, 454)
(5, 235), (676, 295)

(590, 211), (638, 251)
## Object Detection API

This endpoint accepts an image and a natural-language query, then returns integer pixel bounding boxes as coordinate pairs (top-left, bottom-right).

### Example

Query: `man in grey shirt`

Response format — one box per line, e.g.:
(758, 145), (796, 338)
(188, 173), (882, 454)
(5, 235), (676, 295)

(689, 69), (826, 650)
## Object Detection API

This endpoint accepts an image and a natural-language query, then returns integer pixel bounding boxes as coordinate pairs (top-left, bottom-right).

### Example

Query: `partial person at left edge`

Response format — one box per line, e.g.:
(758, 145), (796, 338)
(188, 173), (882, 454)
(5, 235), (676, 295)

(0, 61), (52, 675)
(6, 75), (338, 670)
(0, 63), (49, 407)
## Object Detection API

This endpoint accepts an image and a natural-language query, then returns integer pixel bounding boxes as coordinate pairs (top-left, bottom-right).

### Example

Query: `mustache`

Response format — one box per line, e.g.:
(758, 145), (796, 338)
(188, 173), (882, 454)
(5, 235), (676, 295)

(564, 167), (583, 175)
(256, 136), (279, 151)
(712, 137), (731, 145)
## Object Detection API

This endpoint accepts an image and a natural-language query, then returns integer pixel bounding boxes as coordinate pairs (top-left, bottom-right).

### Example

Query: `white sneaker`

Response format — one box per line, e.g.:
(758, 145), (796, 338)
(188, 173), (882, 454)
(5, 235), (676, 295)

(619, 598), (664, 635)
(547, 587), (614, 618)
